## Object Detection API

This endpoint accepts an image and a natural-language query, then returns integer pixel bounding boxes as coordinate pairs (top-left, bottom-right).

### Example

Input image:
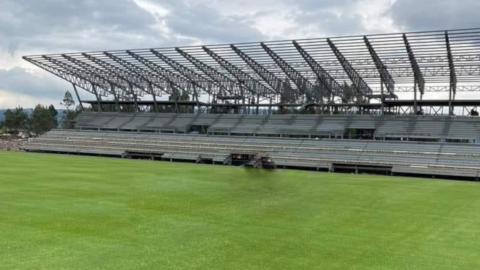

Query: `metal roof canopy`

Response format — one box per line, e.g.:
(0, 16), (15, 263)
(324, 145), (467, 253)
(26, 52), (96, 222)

(23, 28), (480, 115)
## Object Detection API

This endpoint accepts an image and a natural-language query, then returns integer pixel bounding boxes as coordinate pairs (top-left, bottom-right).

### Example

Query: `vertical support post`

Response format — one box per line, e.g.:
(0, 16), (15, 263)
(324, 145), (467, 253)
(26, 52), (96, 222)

(72, 84), (84, 111)
(453, 91), (456, 115)
(449, 86), (453, 116)
(413, 82), (417, 114)
(148, 83), (159, 113)
(380, 82), (385, 115)
(403, 33), (424, 114)
(445, 31), (457, 116)
(319, 82), (324, 114)
(174, 97), (179, 113)
(209, 94), (212, 114)
(91, 84), (102, 112)
(129, 84), (140, 113)
(242, 96), (246, 115)
(172, 83), (179, 114)
(193, 85), (201, 114)
(111, 84), (120, 113)
(364, 36), (395, 97)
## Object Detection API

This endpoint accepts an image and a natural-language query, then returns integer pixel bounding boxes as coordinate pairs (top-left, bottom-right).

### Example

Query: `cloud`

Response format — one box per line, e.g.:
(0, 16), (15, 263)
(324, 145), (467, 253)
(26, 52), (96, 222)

(165, 4), (266, 44)
(0, 67), (98, 109)
(0, 0), (160, 53)
(0, 90), (60, 109)
(389, 0), (480, 30)
(0, 67), (68, 98)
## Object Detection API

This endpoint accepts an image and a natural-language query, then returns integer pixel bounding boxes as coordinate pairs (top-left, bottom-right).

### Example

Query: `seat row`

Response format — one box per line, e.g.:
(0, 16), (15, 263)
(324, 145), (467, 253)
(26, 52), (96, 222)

(21, 130), (480, 179)
(75, 112), (480, 140)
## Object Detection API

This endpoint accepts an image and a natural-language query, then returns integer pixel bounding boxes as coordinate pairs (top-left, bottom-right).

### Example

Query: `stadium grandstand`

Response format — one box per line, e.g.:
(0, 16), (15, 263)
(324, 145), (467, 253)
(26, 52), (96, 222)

(21, 28), (480, 180)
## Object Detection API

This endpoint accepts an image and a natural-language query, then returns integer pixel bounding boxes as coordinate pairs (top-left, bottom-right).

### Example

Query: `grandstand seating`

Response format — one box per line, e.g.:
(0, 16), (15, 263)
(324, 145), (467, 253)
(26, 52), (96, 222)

(76, 112), (480, 141)
(21, 129), (480, 179)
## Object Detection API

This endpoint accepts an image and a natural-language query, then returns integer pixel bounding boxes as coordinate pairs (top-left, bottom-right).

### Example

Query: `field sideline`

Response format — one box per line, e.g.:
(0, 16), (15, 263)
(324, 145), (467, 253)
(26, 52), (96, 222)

(1, 151), (480, 269)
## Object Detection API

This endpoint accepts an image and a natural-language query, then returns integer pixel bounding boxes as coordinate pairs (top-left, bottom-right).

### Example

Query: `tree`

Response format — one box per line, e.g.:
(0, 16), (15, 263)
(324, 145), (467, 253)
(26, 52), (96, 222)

(4, 107), (28, 134)
(180, 91), (190, 101)
(342, 82), (368, 105)
(0, 121), (6, 134)
(61, 91), (75, 110)
(169, 90), (190, 102)
(169, 91), (192, 113)
(61, 106), (81, 129)
(343, 82), (355, 103)
(0, 121), (5, 134)
(60, 90), (81, 129)
(48, 105), (59, 128)
(29, 105), (55, 135)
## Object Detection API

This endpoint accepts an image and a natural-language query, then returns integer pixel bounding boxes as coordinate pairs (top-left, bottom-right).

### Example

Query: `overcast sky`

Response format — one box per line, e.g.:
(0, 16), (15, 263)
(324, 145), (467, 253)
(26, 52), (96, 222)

(0, 0), (479, 109)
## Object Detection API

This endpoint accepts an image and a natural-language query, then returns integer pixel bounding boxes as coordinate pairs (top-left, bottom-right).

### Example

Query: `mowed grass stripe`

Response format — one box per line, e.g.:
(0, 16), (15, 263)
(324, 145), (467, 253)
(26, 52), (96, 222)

(1, 151), (480, 270)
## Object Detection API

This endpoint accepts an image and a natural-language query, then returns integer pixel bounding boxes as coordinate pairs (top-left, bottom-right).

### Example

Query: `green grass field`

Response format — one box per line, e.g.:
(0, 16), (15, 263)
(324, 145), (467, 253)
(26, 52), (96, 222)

(2, 151), (480, 269)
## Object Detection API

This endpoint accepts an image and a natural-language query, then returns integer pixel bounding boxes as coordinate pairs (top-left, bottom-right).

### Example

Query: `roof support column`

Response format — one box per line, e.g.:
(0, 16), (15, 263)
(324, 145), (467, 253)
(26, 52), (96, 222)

(129, 83), (140, 113)
(193, 84), (201, 114)
(242, 84), (246, 115)
(449, 82), (453, 116)
(202, 46), (272, 99)
(230, 45), (291, 103)
(414, 82), (418, 114)
(261, 43), (315, 104)
(446, 31), (457, 116)
(148, 82), (159, 113)
(327, 39), (373, 99)
(104, 52), (169, 99)
(72, 83), (84, 111)
(256, 93), (260, 115)
(293, 41), (345, 103)
(449, 87), (456, 116)
(111, 84), (120, 113)
(403, 34), (425, 114)
(176, 48), (239, 99)
(171, 83), (180, 114)
(92, 84), (102, 112)
(450, 85), (454, 115)
(380, 82), (385, 114)
(364, 36), (395, 98)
